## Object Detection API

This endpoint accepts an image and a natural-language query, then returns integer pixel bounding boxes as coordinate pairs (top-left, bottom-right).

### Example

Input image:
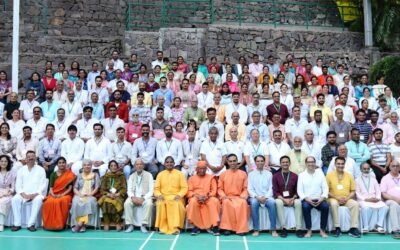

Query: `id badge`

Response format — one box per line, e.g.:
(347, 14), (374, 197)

(183, 104), (188, 108)
(283, 191), (290, 197)
(360, 135), (365, 141)
(339, 133), (345, 138)
(110, 187), (117, 194)
(48, 149), (55, 156)
(337, 184), (344, 190)
(188, 154), (193, 160)
(131, 133), (138, 138)
(142, 152), (148, 157)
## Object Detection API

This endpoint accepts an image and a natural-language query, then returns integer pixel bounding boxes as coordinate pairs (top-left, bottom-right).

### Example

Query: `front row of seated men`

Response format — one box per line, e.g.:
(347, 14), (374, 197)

(6, 151), (400, 238)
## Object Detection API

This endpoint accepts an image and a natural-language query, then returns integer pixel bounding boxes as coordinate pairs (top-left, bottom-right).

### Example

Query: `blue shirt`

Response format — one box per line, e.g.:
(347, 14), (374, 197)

(345, 140), (371, 166)
(40, 101), (60, 122)
(38, 137), (62, 165)
(89, 102), (105, 120)
(246, 123), (270, 142)
(153, 88), (174, 107)
(248, 170), (273, 198)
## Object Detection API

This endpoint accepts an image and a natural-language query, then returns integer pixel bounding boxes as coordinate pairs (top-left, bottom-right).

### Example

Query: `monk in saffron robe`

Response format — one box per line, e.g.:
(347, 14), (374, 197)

(187, 161), (221, 235)
(218, 153), (249, 235)
(42, 157), (76, 230)
(154, 156), (188, 234)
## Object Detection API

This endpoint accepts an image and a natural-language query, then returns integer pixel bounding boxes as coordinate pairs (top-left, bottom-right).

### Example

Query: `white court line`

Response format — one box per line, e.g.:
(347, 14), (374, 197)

(169, 234), (180, 250)
(139, 232), (154, 250)
(243, 236), (249, 250)
(0, 235), (171, 241)
(219, 239), (400, 244)
(215, 235), (220, 250)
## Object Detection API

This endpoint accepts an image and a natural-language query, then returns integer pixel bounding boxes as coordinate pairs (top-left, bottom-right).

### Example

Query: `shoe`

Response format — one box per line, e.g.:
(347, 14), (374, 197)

(140, 225), (148, 234)
(27, 225), (36, 232)
(333, 227), (341, 237)
(79, 226), (86, 233)
(125, 225), (134, 233)
(212, 226), (220, 236)
(72, 225), (81, 233)
(348, 228), (361, 238)
(191, 227), (200, 236)
(296, 230), (304, 238)
(252, 231), (259, 237)
(0, 225), (3, 232)
(223, 230), (231, 236)
(11, 226), (21, 232)
(280, 228), (288, 238)
(362, 228), (369, 233)
(376, 226), (385, 234)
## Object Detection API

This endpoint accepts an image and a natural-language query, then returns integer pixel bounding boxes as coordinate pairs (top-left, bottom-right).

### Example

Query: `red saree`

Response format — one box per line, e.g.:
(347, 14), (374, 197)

(42, 170), (76, 230)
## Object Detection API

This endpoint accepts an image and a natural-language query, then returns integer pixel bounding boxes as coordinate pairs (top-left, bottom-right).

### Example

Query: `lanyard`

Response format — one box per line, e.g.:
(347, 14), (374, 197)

(109, 118), (115, 128)
(68, 102), (74, 114)
(252, 143), (261, 156)
(209, 141), (217, 151)
(165, 140), (173, 151)
(117, 142), (124, 151)
(110, 178), (115, 188)
(294, 152), (302, 164)
(282, 172), (291, 190)
(361, 176), (370, 191)
(142, 139), (149, 150)
(136, 175), (143, 187)
(393, 177), (400, 186)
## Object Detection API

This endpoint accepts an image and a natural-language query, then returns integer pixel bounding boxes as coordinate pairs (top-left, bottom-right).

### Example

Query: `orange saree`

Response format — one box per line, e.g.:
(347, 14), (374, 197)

(42, 170), (76, 230)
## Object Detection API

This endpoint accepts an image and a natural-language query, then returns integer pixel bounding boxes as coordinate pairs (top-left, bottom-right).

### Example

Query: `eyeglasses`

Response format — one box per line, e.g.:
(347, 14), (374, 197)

(132, 114), (139, 117)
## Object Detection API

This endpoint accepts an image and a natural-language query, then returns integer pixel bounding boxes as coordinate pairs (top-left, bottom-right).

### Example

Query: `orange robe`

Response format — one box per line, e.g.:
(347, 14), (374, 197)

(218, 169), (249, 234)
(187, 174), (220, 229)
(42, 170), (75, 230)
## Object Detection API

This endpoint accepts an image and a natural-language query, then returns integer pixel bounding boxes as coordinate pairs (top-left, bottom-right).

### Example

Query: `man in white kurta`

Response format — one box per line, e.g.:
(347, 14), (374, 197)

(156, 125), (183, 170)
(60, 124), (85, 175)
(62, 90), (83, 124)
(13, 127), (39, 173)
(225, 93), (248, 124)
(327, 144), (360, 178)
(301, 129), (322, 168)
(181, 126), (202, 179)
(200, 127), (227, 176)
(76, 106), (99, 143)
(101, 105), (125, 143)
(268, 130), (291, 172)
(112, 127), (133, 178)
(26, 107), (48, 140)
(84, 123), (111, 176)
(124, 159), (154, 233)
(52, 108), (70, 141)
(19, 89), (40, 121)
(197, 83), (214, 111)
(244, 129), (269, 172)
(198, 107), (224, 142)
(11, 151), (46, 231)
(224, 127), (245, 171)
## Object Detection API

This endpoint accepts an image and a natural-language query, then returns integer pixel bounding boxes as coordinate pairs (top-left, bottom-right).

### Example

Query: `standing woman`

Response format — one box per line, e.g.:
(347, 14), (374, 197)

(71, 160), (100, 233)
(220, 83), (232, 105)
(170, 97), (185, 127)
(77, 69), (89, 91)
(98, 160), (127, 231)
(308, 76), (321, 98)
(0, 155), (15, 231)
(69, 61), (80, 83)
(26, 72), (45, 103)
(0, 123), (17, 160)
(42, 157), (76, 230)
(42, 69), (57, 91)
(0, 71), (11, 104)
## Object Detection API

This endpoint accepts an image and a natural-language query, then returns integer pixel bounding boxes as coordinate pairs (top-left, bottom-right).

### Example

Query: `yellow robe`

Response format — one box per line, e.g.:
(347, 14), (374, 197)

(154, 169), (188, 234)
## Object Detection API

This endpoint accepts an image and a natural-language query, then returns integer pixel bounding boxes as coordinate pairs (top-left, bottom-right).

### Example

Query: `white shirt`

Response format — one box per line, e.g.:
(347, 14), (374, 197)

(280, 94), (294, 113)
(224, 140), (245, 163)
(61, 137), (85, 164)
(186, 72), (206, 85)
(84, 136), (112, 163)
(111, 141), (132, 164)
(198, 120), (225, 142)
(312, 66), (322, 77)
(301, 141), (322, 167)
(333, 105), (355, 123)
(151, 60), (163, 69)
(328, 156), (359, 178)
(8, 119), (25, 140)
(247, 104), (268, 123)
(127, 171), (154, 199)
(390, 143), (400, 162)
(76, 118), (99, 140)
(248, 170), (273, 198)
(244, 141), (269, 168)
(74, 90), (89, 106)
(15, 138), (39, 161)
(268, 141), (291, 166)
(108, 78), (128, 92)
(26, 117), (48, 140)
(284, 118), (308, 140)
(225, 103), (248, 124)
(106, 59), (124, 71)
(200, 139), (226, 176)
(151, 105), (172, 120)
(90, 87), (109, 105)
(297, 169), (328, 200)
(221, 73), (238, 83)
(19, 99), (40, 121)
(156, 138), (183, 164)
(62, 101), (83, 123)
(197, 92), (214, 110)
(52, 119), (71, 140)
(309, 121), (329, 145)
(333, 73), (348, 87)
(101, 117), (125, 142)
(249, 63), (263, 78)
(15, 165), (46, 198)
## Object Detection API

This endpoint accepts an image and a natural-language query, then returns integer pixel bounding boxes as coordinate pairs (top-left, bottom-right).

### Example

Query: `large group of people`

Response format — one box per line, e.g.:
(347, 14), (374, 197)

(0, 51), (400, 239)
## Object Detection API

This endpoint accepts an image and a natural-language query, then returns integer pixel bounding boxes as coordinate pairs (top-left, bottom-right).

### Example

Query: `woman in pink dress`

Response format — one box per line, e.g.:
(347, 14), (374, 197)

(177, 80), (196, 108)
(224, 73), (239, 93)
(166, 71), (180, 95)
(173, 122), (187, 141)
(0, 155), (16, 232)
(177, 56), (190, 74)
(170, 97), (185, 127)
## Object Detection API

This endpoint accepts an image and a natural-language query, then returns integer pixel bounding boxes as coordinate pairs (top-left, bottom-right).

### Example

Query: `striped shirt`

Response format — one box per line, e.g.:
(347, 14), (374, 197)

(368, 142), (390, 166)
(352, 121), (372, 143)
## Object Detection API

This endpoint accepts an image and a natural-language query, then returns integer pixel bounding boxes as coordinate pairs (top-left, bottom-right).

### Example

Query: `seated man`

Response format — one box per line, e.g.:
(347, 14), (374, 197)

(124, 159), (154, 233)
(297, 156), (329, 238)
(381, 160), (400, 238)
(248, 155), (278, 237)
(356, 162), (388, 233)
(187, 161), (220, 235)
(11, 151), (46, 231)
(272, 156), (303, 238)
(218, 154), (249, 235)
(154, 156), (188, 234)
(326, 157), (361, 238)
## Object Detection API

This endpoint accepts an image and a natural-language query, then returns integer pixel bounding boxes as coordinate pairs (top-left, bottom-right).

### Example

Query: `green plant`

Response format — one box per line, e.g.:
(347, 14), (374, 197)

(369, 56), (400, 97)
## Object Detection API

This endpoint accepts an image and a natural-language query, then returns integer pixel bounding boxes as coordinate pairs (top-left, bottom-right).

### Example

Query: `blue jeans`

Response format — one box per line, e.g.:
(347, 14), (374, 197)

(302, 200), (329, 230)
(250, 197), (277, 230)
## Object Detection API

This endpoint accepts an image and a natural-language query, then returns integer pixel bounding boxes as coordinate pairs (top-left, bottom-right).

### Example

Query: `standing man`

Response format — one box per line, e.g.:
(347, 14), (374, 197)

(368, 128), (391, 183)
(329, 108), (352, 145)
(198, 107), (224, 142)
(297, 156), (329, 238)
(266, 92), (290, 125)
(11, 151), (46, 232)
(218, 154), (249, 235)
(112, 127), (133, 179)
(310, 94), (333, 125)
(225, 92), (248, 124)
(154, 156), (188, 234)
(101, 105), (125, 143)
(38, 124), (62, 178)
(124, 159), (154, 234)
(60, 124), (85, 175)
(345, 128), (371, 168)
(200, 127), (227, 176)
(76, 106), (99, 142)
(181, 127), (202, 179)
(187, 161), (221, 235)
(321, 131), (339, 174)
(326, 157), (361, 238)
(351, 109), (372, 144)
(84, 123), (111, 176)
(156, 125), (183, 171)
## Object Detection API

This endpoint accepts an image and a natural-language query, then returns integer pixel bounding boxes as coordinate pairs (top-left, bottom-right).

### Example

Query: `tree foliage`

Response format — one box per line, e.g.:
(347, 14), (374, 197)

(369, 56), (400, 97)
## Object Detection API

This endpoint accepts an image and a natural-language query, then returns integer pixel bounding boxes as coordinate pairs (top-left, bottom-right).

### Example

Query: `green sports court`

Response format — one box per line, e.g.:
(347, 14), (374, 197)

(1, 229), (400, 250)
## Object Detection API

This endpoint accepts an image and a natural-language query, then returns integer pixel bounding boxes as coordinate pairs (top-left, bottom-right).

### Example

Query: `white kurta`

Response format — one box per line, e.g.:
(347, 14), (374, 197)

(156, 138), (183, 164)
(76, 118), (99, 140)
(101, 117), (125, 142)
(26, 118), (48, 140)
(60, 137), (85, 175)
(200, 139), (226, 176)
(84, 137), (111, 176)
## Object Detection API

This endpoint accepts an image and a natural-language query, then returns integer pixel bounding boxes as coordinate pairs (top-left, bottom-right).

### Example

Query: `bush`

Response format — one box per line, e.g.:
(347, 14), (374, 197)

(369, 56), (400, 97)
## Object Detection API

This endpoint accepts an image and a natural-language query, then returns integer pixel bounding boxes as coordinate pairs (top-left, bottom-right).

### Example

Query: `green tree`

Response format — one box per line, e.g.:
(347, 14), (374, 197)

(369, 56), (400, 97)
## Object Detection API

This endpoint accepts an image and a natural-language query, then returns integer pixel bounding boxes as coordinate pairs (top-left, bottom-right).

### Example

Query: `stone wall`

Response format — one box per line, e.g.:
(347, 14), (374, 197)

(123, 25), (370, 74)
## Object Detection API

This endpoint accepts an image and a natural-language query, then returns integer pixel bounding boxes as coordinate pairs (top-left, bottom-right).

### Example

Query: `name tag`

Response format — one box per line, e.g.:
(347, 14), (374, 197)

(193, 117), (198, 121)
(339, 133), (345, 138)
(283, 191), (290, 197)
(188, 154), (193, 160)
(142, 152), (148, 157)
(110, 187), (117, 194)
(360, 135), (365, 141)
(337, 184), (344, 190)
(183, 104), (188, 108)
(48, 149), (55, 156)
(131, 133), (138, 138)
